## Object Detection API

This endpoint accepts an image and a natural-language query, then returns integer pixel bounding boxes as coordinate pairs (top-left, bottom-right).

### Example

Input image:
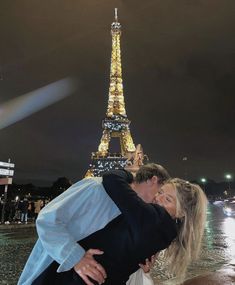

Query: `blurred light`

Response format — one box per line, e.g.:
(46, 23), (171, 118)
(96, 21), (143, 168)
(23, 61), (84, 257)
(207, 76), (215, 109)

(225, 174), (232, 180)
(225, 207), (232, 213)
(222, 217), (235, 258)
(201, 178), (207, 183)
(0, 77), (78, 130)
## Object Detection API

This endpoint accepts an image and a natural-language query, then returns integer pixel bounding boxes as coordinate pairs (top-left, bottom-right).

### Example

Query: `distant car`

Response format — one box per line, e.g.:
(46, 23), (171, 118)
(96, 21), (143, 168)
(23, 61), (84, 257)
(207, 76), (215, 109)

(213, 200), (224, 207)
(223, 198), (235, 216)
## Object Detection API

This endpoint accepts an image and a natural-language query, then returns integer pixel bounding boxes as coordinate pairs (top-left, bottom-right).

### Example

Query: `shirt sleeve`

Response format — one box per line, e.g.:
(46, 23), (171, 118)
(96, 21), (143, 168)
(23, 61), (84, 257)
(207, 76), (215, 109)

(36, 179), (99, 272)
(102, 170), (158, 226)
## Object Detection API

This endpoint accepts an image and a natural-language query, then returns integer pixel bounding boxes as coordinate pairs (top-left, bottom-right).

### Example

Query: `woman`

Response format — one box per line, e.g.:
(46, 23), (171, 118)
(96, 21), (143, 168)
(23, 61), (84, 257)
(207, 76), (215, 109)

(127, 177), (208, 285)
(32, 171), (207, 285)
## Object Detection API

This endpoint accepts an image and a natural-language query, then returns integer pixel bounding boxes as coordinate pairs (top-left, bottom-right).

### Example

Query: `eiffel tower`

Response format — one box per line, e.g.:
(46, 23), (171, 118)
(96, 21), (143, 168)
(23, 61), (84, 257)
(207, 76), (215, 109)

(85, 9), (147, 177)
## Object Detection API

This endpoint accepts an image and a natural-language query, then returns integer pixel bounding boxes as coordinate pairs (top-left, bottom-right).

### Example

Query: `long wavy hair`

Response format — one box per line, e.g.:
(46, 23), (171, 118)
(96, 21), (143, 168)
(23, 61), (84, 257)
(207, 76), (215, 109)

(161, 178), (208, 283)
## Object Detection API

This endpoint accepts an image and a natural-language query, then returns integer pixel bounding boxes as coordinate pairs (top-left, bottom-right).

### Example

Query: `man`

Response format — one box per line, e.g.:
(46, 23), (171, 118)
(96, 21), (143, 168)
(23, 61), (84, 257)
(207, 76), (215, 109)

(18, 163), (170, 285)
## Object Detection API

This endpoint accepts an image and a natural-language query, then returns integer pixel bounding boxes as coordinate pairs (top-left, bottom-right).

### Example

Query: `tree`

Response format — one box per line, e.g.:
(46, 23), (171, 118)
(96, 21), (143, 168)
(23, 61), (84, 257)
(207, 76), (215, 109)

(52, 177), (72, 196)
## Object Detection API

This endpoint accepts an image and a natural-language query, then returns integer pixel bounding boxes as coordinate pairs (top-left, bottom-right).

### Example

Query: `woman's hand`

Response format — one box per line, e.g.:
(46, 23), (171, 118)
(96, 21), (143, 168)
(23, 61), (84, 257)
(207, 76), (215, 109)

(139, 253), (158, 273)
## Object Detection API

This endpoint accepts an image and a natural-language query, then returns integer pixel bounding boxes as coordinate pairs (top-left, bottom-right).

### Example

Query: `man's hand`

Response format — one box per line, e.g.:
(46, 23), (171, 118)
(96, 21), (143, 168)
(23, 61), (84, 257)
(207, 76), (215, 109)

(139, 253), (158, 273)
(73, 249), (107, 285)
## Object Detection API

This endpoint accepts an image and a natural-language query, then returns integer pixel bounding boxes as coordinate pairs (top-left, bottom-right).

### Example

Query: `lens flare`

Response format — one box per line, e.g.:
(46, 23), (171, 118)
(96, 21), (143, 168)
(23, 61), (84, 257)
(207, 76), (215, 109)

(0, 77), (78, 130)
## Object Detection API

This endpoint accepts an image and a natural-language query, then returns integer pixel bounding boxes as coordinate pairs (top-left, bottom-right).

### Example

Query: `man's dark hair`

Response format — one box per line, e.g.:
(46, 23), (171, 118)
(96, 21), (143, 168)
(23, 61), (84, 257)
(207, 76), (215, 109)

(135, 163), (170, 184)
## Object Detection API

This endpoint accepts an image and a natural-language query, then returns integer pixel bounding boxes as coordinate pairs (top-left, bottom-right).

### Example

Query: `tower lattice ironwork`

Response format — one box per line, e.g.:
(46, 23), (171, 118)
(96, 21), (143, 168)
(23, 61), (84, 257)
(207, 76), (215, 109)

(85, 9), (147, 177)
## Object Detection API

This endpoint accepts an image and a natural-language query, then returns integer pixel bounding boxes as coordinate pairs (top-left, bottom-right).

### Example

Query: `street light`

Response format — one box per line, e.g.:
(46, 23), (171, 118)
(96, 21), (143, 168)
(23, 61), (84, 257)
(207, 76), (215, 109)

(201, 178), (207, 192)
(225, 174), (232, 191)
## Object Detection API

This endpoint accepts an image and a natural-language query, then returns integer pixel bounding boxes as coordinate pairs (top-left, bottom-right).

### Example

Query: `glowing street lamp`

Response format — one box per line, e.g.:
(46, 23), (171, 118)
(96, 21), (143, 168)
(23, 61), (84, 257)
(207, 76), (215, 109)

(201, 178), (207, 192)
(225, 174), (232, 191)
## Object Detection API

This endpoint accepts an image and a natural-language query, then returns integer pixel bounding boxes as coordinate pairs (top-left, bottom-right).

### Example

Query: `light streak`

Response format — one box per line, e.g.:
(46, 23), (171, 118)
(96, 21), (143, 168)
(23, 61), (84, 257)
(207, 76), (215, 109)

(0, 77), (78, 130)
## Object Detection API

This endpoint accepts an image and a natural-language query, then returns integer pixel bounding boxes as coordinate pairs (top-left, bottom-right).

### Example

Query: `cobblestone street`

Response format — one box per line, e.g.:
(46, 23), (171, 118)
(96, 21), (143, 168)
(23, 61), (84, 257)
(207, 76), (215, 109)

(0, 226), (37, 285)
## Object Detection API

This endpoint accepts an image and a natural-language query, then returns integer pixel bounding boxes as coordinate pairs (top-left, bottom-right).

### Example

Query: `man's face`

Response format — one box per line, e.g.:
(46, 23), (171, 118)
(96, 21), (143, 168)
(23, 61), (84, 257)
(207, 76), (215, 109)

(132, 176), (162, 203)
(152, 183), (177, 218)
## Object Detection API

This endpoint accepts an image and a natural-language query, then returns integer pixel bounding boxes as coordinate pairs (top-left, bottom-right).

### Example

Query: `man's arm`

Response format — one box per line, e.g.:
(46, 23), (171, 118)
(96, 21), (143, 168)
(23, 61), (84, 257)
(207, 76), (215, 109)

(36, 202), (85, 272)
(36, 178), (110, 273)
(35, 178), (111, 284)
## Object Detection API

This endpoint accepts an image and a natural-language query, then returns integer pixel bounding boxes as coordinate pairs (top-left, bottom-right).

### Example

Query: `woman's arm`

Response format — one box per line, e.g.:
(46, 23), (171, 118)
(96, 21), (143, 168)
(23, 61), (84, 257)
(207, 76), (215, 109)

(102, 170), (158, 225)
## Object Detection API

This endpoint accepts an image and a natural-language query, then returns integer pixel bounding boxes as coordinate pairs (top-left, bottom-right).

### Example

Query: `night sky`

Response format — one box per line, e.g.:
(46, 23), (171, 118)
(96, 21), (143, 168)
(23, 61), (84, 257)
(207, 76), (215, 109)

(0, 1), (235, 186)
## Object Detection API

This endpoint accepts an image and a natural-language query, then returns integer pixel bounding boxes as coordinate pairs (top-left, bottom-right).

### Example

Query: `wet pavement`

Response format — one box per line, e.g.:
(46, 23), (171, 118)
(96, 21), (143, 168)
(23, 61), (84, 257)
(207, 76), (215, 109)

(0, 226), (37, 285)
(183, 266), (235, 285)
(0, 204), (235, 284)
(152, 203), (235, 284)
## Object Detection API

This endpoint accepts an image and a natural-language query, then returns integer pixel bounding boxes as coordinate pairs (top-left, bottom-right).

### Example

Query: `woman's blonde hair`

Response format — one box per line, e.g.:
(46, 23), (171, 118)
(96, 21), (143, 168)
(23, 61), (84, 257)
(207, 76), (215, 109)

(161, 178), (208, 283)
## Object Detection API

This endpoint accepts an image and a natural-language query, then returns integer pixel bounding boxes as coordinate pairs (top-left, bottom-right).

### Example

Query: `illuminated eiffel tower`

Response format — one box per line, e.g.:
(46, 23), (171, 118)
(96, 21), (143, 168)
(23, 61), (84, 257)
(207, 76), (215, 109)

(85, 9), (147, 177)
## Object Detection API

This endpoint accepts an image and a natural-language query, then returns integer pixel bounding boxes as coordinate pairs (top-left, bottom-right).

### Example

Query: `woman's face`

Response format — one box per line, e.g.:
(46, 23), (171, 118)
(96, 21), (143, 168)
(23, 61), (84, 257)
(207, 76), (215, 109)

(153, 183), (177, 218)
